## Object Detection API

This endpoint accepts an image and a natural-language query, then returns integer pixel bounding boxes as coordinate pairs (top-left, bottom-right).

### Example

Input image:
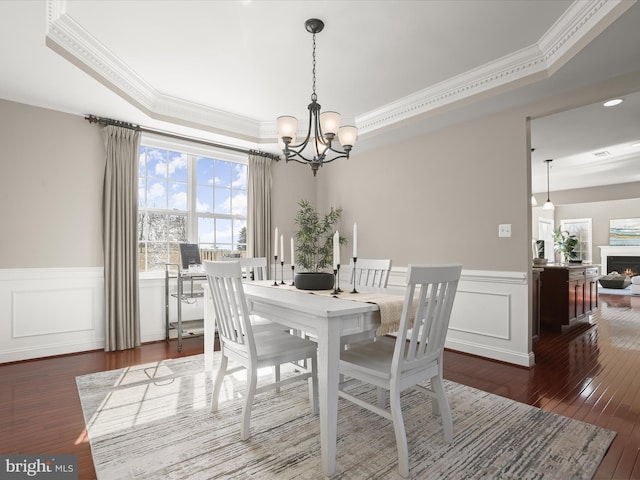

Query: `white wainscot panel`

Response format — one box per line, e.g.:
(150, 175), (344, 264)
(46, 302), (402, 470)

(449, 290), (510, 340)
(13, 287), (95, 337)
(0, 267), (104, 363)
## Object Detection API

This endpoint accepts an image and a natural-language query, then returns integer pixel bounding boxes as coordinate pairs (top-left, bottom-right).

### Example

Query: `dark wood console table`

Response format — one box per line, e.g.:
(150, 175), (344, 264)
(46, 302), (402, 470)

(539, 264), (599, 331)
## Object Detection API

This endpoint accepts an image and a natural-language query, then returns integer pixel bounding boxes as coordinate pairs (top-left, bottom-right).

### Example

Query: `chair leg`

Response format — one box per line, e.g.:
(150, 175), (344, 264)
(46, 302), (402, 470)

(308, 355), (319, 414)
(211, 354), (228, 412)
(240, 366), (258, 440)
(376, 386), (386, 408)
(273, 366), (281, 393)
(390, 384), (409, 478)
(431, 376), (453, 443)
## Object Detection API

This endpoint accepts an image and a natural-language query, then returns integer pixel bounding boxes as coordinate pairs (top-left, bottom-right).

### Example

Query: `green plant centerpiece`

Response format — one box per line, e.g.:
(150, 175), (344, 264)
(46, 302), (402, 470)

(553, 227), (579, 263)
(293, 199), (346, 290)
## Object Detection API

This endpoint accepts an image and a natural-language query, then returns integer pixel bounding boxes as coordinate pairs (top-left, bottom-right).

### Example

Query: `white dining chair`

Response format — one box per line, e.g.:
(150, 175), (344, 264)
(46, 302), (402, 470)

(205, 260), (318, 440)
(350, 258), (392, 288)
(238, 256), (268, 281)
(338, 264), (462, 478)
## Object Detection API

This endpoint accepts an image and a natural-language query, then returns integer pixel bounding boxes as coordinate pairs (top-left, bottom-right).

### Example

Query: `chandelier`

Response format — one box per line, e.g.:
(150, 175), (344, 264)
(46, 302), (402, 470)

(276, 19), (358, 176)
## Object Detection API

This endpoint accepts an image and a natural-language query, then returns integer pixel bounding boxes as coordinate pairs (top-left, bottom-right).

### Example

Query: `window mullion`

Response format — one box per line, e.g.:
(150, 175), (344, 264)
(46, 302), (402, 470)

(187, 154), (198, 243)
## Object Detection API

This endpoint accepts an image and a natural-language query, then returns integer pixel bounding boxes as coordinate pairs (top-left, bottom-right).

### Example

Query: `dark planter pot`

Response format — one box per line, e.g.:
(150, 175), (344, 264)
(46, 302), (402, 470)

(294, 272), (335, 290)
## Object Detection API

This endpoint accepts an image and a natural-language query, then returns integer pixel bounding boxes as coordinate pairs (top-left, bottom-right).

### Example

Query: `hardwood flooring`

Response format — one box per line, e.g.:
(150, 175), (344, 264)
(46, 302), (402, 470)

(1, 293), (639, 479)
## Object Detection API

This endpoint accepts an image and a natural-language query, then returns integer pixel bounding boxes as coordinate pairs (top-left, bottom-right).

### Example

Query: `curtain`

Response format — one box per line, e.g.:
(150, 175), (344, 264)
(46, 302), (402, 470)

(247, 154), (272, 275)
(103, 125), (141, 351)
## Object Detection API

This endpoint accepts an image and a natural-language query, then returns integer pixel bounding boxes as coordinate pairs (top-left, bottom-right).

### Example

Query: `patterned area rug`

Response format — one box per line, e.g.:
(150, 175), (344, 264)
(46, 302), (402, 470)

(76, 354), (615, 479)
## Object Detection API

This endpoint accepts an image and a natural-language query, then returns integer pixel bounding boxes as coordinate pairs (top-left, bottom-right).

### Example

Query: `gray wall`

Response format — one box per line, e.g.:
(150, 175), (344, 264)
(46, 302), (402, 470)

(0, 99), (104, 268)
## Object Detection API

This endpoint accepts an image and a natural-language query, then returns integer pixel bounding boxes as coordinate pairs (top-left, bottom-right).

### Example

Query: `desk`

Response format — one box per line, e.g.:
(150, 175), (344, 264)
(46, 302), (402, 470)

(203, 282), (380, 476)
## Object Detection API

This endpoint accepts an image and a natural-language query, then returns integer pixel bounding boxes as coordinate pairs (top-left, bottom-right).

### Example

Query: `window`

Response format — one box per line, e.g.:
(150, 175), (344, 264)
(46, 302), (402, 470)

(138, 136), (248, 272)
(560, 218), (593, 262)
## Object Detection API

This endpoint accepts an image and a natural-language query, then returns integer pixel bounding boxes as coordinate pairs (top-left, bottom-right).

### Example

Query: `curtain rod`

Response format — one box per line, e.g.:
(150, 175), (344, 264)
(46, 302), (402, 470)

(85, 114), (281, 161)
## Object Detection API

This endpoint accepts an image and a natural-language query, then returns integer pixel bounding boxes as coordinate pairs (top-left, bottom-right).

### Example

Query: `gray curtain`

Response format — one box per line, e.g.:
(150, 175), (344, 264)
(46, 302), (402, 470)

(247, 154), (272, 274)
(103, 125), (141, 351)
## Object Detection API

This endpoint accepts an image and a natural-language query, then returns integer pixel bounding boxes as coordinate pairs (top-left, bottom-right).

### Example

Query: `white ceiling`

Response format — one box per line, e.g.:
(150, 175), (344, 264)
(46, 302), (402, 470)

(1, 0), (639, 193)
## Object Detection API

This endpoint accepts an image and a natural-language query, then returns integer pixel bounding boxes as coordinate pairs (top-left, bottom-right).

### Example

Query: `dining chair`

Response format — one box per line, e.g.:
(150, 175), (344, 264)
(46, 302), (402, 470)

(338, 264), (462, 478)
(205, 260), (318, 440)
(238, 256), (268, 281)
(350, 258), (392, 288)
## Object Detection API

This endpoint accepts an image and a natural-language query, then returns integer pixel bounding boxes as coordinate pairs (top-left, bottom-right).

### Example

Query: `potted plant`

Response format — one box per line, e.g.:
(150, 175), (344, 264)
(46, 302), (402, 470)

(293, 199), (346, 290)
(532, 239), (547, 265)
(553, 227), (580, 263)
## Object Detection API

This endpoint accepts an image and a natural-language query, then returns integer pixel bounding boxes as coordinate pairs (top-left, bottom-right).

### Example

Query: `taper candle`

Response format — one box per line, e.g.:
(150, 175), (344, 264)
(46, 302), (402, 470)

(290, 237), (295, 266)
(333, 231), (338, 270)
(274, 227), (278, 256)
(353, 223), (357, 258)
(280, 234), (284, 261)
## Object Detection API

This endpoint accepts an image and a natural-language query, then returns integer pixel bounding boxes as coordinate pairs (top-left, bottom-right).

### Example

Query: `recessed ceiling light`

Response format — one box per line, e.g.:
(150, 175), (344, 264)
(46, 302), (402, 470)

(632, 142), (640, 148)
(603, 98), (623, 107)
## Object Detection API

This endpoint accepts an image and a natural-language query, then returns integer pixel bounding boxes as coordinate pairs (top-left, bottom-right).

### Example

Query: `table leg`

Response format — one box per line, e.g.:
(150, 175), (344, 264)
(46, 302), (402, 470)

(316, 319), (341, 476)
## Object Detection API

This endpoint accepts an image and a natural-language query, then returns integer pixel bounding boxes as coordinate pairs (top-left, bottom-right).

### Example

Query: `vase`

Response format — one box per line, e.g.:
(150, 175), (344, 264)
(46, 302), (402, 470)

(294, 272), (335, 290)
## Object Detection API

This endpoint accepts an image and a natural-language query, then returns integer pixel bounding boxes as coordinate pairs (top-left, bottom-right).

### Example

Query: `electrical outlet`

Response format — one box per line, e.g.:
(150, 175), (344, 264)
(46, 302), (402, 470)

(498, 224), (511, 237)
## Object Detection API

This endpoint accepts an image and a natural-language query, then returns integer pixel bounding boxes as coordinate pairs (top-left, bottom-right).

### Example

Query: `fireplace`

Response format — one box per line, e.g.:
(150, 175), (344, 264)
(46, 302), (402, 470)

(599, 246), (640, 275)
(606, 256), (640, 276)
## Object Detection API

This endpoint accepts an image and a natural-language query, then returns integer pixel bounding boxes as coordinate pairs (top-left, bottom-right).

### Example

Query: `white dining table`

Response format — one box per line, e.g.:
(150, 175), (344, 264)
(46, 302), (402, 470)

(203, 281), (380, 477)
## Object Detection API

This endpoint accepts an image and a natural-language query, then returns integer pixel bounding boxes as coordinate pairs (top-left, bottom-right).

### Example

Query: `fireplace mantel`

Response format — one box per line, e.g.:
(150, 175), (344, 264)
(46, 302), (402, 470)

(599, 246), (640, 275)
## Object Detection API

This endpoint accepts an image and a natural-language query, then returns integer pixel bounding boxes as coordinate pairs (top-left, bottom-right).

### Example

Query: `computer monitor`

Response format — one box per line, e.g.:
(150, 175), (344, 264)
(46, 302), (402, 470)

(179, 244), (201, 270)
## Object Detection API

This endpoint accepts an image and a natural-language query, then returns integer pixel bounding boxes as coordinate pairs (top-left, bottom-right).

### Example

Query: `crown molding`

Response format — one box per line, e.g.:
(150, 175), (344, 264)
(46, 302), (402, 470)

(357, 0), (634, 135)
(45, 0), (262, 142)
(45, 0), (633, 143)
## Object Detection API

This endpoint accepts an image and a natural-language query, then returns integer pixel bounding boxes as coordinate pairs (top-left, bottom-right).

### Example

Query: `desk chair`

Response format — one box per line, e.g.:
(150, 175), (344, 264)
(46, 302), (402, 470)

(339, 264), (462, 478)
(205, 261), (318, 440)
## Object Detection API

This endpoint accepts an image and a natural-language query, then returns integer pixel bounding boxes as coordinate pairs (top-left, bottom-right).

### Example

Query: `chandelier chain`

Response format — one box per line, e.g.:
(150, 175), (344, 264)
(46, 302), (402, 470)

(311, 33), (317, 102)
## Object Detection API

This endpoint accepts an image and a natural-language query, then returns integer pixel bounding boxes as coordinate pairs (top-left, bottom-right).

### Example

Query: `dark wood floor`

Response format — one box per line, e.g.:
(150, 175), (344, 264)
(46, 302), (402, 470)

(1, 293), (639, 479)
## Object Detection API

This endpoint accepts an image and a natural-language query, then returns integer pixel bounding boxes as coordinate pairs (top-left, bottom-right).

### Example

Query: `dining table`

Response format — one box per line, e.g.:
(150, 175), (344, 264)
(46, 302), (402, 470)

(203, 280), (406, 476)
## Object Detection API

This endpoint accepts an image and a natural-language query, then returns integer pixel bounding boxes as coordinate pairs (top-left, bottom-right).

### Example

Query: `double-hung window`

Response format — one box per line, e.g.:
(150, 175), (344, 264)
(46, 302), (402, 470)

(138, 136), (248, 272)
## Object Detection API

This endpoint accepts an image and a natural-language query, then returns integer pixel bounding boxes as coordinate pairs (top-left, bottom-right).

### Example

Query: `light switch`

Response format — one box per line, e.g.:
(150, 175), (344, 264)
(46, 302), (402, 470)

(498, 224), (511, 237)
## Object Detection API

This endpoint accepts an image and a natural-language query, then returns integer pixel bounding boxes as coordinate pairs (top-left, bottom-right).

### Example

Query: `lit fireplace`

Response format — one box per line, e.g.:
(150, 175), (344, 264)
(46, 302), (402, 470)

(599, 246), (640, 276)
(606, 255), (640, 276)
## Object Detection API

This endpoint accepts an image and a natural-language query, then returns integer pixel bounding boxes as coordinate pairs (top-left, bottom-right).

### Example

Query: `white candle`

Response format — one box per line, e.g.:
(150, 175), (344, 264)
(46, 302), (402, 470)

(333, 232), (339, 270)
(274, 227), (278, 257)
(336, 230), (341, 267)
(290, 237), (295, 266)
(353, 222), (358, 258)
(280, 234), (284, 261)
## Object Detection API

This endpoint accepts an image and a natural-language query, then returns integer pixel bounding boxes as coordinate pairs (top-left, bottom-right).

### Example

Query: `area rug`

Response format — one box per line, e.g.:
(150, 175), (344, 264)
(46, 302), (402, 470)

(598, 285), (634, 296)
(76, 354), (615, 479)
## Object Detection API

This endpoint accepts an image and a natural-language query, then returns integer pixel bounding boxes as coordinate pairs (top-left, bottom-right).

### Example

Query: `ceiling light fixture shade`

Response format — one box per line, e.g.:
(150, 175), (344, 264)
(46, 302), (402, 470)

(542, 159), (555, 211)
(603, 98), (623, 107)
(277, 18), (358, 176)
(531, 195), (538, 207)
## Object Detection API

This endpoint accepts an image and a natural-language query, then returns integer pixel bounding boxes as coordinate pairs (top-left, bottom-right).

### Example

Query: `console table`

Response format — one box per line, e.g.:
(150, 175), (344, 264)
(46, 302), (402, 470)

(539, 264), (599, 331)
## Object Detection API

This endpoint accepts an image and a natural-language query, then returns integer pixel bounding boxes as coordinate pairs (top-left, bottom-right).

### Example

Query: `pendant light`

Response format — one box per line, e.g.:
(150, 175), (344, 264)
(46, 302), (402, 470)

(542, 159), (555, 211)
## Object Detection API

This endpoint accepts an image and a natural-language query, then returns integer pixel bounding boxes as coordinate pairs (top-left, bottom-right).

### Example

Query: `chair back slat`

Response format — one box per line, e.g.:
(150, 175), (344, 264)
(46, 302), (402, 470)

(205, 261), (256, 357)
(239, 257), (268, 281)
(392, 264), (462, 374)
(350, 258), (392, 288)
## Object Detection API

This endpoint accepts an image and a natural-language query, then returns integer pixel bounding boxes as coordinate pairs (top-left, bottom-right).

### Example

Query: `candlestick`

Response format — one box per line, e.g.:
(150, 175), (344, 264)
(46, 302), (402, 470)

(336, 263), (342, 293)
(273, 255), (279, 286)
(333, 268), (339, 295)
(280, 260), (285, 285)
(290, 265), (295, 286)
(351, 257), (359, 293)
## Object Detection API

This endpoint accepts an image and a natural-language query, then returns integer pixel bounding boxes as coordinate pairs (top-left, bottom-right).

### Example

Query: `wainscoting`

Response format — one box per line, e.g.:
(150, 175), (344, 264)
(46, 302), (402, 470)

(0, 267), (532, 367)
(388, 268), (532, 367)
